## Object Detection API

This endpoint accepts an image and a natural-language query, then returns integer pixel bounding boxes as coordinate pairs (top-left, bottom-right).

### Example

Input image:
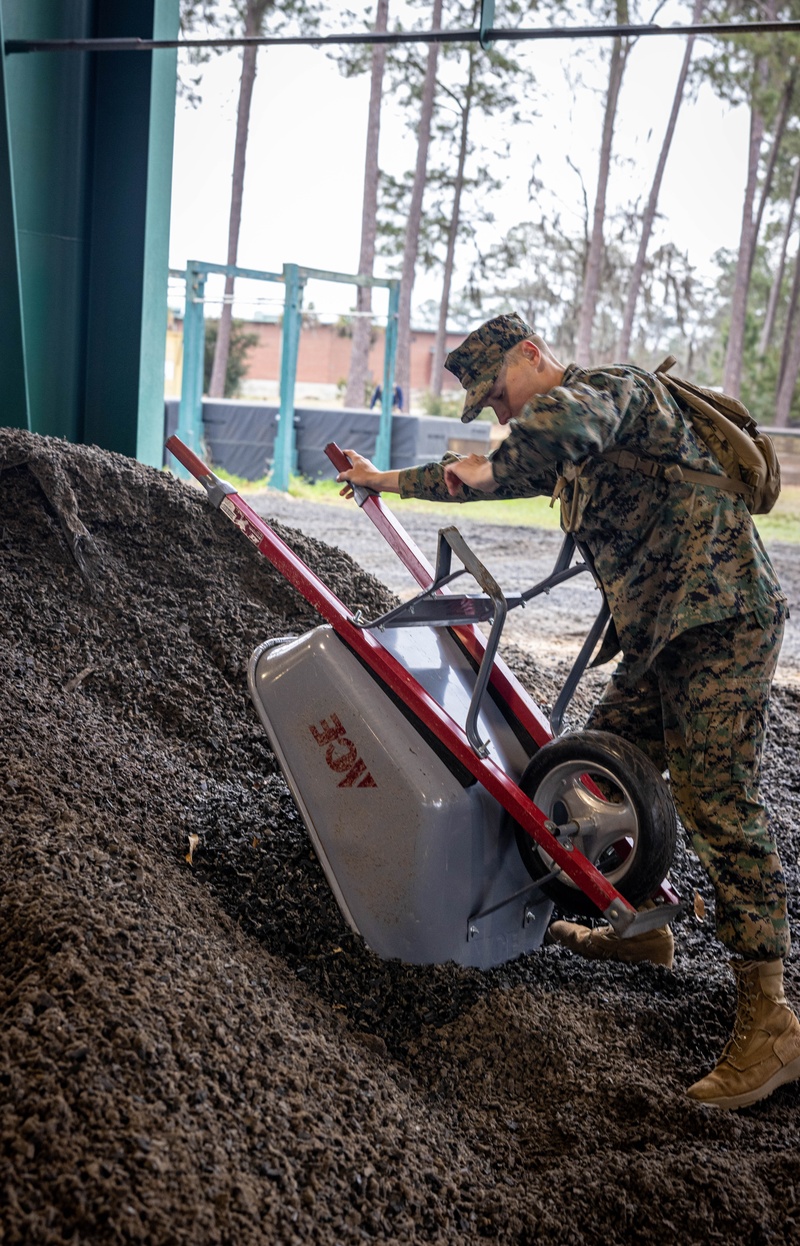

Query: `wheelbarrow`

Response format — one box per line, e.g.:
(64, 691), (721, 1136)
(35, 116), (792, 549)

(166, 436), (680, 970)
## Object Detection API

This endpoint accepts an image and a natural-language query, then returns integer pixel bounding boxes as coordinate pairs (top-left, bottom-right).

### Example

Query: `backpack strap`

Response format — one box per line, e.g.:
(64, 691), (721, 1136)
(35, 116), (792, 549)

(601, 448), (754, 498)
(616, 355), (760, 501)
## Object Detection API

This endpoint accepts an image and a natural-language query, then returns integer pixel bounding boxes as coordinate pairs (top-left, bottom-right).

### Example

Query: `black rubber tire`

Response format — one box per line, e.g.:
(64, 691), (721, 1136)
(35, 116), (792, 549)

(510, 729), (677, 917)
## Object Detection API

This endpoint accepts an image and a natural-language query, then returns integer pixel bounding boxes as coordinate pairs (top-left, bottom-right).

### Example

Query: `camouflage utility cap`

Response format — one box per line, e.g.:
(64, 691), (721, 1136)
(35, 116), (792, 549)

(445, 312), (535, 423)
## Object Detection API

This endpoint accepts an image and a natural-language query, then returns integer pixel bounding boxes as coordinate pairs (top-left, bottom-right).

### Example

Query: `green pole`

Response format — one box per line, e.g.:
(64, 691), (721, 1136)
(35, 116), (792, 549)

(0, 0), (30, 431)
(136, 0), (180, 466)
(374, 280), (400, 471)
(175, 263), (207, 464)
(83, 0), (179, 464)
(480, 0), (496, 48)
(270, 263), (304, 491)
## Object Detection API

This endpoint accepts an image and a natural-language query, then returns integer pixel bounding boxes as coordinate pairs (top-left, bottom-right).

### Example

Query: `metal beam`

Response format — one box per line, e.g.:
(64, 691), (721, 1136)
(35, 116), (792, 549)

(82, 0), (180, 466)
(270, 263), (305, 492)
(1, 0), (94, 440)
(0, 1), (30, 430)
(7, 20), (800, 54)
(1, 0), (179, 457)
(174, 263), (207, 466)
(479, 0), (495, 50)
(374, 281), (400, 473)
(177, 260), (283, 284)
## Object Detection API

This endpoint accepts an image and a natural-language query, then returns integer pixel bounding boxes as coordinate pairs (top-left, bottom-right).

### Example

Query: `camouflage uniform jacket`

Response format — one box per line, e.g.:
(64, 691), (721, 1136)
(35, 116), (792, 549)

(398, 362), (785, 674)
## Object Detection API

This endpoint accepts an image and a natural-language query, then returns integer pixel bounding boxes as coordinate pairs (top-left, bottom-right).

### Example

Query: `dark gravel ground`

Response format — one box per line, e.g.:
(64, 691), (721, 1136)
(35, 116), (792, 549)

(2, 428), (800, 1246)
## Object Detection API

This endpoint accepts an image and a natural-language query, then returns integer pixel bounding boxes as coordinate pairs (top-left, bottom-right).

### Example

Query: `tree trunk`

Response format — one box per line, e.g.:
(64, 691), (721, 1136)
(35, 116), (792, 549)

(617, 0), (701, 359)
(748, 65), (795, 291)
(721, 0), (779, 397)
(344, 0), (389, 410)
(208, 3), (264, 398)
(722, 102), (765, 396)
(760, 160), (800, 357)
(395, 0), (443, 412)
(429, 47), (475, 397)
(775, 246), (800, 425)
(575, 6), (630, 365)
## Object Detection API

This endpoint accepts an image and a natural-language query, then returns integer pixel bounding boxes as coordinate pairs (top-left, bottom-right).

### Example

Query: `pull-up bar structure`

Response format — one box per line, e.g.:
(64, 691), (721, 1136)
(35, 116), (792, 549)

(175, 260), (400, 491)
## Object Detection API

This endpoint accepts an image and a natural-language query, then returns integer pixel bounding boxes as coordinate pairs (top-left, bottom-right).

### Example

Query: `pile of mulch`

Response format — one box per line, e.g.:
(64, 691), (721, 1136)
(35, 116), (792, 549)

(2, 427), (799, 1245)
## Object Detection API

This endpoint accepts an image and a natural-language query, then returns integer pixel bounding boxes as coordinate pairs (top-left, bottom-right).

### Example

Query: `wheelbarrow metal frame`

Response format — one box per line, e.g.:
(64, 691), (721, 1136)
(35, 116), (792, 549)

(166, 435), (677, 935)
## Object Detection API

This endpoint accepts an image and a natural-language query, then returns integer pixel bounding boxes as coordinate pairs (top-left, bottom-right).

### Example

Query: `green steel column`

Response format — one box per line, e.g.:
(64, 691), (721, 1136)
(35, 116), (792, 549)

(175, 263), (207, 461)
(479, 0), (496, 49)
(83, 0), (179, 466)
(270, 263), (304, 492)
(0, 2), (33, 431)
(136, 0), (180, 467)
(0, 46), (30, 430)
(2, 0), (95, 442)
(374, 280), (400, 471)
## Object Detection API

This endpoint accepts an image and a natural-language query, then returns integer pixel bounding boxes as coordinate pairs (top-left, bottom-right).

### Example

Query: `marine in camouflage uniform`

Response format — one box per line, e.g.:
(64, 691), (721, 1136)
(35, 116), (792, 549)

(338, 312), (800, 1107)
(399, 341), (789, 964)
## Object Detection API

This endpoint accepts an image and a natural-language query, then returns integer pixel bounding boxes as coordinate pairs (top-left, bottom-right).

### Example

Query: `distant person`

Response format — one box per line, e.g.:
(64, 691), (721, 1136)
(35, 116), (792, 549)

(369, 385), (403, 411)
(338, 311), (799, 1112)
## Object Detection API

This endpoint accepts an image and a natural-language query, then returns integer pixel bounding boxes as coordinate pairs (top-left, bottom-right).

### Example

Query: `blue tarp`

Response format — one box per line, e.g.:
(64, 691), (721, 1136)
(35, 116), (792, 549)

(164, 400), (492, 483)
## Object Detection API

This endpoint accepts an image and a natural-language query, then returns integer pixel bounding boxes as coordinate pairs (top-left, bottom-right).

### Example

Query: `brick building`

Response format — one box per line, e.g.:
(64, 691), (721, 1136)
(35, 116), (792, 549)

(238, 319), (467, 404)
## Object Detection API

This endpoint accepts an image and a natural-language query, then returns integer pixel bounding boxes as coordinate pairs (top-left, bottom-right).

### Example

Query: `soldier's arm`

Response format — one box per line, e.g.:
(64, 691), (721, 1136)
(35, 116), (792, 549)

(399, 453), (549, 503)
(491, 372), (642, 489)
(337, 450), (401, 495)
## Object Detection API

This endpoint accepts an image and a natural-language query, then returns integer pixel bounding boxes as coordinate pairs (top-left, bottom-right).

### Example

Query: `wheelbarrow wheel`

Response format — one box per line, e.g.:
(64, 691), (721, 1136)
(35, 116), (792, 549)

(511, 730), (677, 917)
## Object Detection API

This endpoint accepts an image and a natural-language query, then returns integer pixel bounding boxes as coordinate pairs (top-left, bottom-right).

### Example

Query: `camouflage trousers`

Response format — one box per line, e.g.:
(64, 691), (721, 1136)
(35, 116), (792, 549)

(586, 602), (789, 961)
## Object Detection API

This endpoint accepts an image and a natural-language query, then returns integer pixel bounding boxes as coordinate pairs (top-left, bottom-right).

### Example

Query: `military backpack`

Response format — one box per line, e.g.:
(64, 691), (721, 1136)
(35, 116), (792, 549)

(603, 355), (780, 515)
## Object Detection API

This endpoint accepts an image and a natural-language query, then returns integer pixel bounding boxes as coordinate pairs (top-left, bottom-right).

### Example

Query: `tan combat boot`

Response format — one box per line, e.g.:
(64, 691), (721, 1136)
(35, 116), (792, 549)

(687, 959), (800, 1110)
(547, 909), (674, 969)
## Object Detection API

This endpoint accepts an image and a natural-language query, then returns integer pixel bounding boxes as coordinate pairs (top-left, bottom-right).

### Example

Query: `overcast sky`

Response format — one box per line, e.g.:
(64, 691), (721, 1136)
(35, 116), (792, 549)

(168, 5), (751, 327)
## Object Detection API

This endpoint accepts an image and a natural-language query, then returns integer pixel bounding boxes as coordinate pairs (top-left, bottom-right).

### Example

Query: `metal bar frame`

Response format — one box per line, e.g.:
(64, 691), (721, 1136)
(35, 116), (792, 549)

(174, 263), (207, 466)
(172, 259), (400, 490)
(375, 279), (400, 474)
(271, 261), (303, 491)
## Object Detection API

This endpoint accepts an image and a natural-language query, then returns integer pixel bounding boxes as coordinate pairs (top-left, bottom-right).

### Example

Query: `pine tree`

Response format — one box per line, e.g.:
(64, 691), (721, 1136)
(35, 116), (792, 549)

(179, 1), (321, 399)
(343, 2), (390, 410)
(617, 0), (704, 359)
